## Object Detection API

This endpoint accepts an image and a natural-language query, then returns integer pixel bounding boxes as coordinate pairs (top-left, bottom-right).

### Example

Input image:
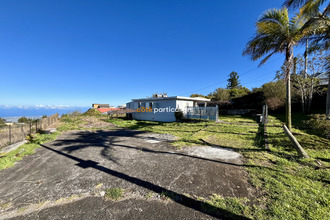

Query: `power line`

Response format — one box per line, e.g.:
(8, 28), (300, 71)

(180, 47), (305, 96)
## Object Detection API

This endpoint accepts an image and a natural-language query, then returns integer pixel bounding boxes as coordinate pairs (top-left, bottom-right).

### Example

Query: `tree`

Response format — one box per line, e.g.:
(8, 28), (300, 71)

(212, 88), (230, 101)
(262, 80), (287, 110)
(190, 94), (206, 98)
(229, 87), (250, 98)
(284, 0), (328, 15)
(0, 117), (6, 124)
(292, 51), (327, 112)
(17, 117), (32, 123)
(227, 71), (240, 89)
(284, 0), (330, 116)
(243, 8), (306, 130)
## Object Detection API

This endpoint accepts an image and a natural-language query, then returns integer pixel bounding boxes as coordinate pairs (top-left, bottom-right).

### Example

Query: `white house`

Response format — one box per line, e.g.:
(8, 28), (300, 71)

(126, 95), (211, 122)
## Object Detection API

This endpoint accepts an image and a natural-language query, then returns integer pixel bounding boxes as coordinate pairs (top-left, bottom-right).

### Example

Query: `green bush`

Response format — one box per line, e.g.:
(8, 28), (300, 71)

(105, 188), (123, 200)
(303, 114), (330, 139)
(175, 110), (184, 121)
(82, 108), (101, 116)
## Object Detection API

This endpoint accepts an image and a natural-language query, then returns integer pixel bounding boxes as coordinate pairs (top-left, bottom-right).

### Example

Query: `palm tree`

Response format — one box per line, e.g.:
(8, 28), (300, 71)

(243, 8), (306, 130)
(285, 1), (329, 116)
(284, 0), (328, 15)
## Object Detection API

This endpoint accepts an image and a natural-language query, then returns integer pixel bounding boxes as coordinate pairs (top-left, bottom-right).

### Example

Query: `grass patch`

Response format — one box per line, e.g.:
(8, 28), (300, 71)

(213, 115), (329, 219)
(104, 188), (123, 201)
(109, 116), (329, 219)
(0, 132), (60, 171)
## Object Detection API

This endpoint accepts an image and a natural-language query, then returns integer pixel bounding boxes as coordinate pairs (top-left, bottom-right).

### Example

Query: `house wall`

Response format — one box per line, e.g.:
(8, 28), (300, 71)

(128, 99), (210, 122)
(130, 99), (181, 122)
(175, 100), (194, 114)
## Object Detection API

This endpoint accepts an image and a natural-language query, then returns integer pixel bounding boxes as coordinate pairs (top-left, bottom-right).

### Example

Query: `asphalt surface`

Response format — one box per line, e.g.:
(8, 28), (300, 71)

(0, 128), (255, 220)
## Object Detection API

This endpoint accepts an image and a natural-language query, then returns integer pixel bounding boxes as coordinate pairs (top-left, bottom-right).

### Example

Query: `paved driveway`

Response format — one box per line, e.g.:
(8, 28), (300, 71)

(0, 128), (255, 220)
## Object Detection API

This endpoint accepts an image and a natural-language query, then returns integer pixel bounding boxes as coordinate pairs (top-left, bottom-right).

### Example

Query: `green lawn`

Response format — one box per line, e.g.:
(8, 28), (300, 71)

(107, 116), (330, 220)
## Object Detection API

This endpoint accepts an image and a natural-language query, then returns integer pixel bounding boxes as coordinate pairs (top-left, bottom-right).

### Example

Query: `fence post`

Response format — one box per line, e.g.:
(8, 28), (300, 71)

(21, 124), (24, 140)
(36, 120), (38, 132)
(216, 105), (219, 122)
(9, 125), (11, 144)
(265, 104), (268, 124)
(29, 121), (32, 135)
(262, 105), (265, 124)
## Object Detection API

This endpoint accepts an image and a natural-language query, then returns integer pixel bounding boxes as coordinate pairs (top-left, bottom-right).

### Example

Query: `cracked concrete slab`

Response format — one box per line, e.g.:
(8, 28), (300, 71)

(0, 128), (255, 219)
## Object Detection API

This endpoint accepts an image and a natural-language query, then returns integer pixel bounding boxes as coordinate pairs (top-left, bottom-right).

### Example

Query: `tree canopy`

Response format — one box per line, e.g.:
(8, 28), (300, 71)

(227, 71), (240, 89)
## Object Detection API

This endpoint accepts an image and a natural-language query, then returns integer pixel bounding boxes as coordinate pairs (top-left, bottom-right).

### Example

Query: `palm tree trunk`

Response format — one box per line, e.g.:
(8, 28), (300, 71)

(286, 74), (292, 130)
(286, 46), (293, 130)
(304, 39), (308, 79)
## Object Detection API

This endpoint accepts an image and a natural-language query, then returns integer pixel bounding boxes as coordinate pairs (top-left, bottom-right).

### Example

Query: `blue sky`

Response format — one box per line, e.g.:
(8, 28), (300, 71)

(0, 0), (306, 107)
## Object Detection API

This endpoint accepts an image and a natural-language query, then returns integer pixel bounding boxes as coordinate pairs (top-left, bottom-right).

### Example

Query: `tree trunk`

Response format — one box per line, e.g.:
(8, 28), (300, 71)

(286, 74), (292, 130)
(304, 39), (308, 79)
(326, 73), (330, 117)
(307, 78), (314, 112)
(285, 46), (293, 130)
(300, 87), (305, 113)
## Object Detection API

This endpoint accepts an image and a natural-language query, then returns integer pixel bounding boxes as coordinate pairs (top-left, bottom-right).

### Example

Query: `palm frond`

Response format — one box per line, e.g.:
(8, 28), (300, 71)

(243, 7), (306, 68)
(284, 0), (326, 11)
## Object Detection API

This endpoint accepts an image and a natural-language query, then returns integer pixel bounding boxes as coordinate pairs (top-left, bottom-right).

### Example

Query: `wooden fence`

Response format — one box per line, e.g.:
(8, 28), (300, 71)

(0, 113), (59, 149)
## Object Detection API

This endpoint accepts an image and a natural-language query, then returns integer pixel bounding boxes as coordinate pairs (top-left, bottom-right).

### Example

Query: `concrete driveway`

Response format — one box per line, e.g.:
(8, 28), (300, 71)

(0, 128), (255, 220)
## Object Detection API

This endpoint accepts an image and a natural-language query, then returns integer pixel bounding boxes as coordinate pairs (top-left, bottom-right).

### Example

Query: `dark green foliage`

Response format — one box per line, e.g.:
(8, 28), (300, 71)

(175, 110), (184, 121)
(303, 114), (330, 138)
(212, 88), (230, 101)
(262, 80), (286, 110)
(17, 117), (32, 124)
(229, 87), (250, 98)
(227, 71), (240, 89)
(190, 94), (207, 98)
(0, 117), (6, 124)
(105, 188), (123, 200)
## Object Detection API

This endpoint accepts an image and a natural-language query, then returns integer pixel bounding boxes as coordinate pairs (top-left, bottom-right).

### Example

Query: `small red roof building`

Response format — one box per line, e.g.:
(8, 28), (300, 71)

(96, 108), (120, 113)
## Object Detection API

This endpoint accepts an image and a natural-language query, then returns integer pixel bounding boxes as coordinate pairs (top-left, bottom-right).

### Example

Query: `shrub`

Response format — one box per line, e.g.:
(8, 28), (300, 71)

(175, 110), (184, 121)
(105, 188), (123, 200)
(303, 114), (330, 139)
(83, 108), (101, 116)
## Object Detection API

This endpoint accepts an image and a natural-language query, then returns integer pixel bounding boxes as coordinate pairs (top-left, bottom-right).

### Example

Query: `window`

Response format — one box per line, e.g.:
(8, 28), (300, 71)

(149, 102), (153, 109)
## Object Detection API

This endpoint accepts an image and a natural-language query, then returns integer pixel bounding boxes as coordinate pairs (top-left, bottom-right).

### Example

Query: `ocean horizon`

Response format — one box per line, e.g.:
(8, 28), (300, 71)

(0, 107), (90, 122)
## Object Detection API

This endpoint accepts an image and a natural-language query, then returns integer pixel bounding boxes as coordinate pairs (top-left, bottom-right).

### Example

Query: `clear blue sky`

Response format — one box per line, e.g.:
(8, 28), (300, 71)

(0, 0), (305, 107)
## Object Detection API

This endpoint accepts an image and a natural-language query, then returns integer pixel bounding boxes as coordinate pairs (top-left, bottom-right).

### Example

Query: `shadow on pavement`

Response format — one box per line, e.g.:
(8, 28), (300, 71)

(51, 129), (278, 172)
(40, 144), (250, 220)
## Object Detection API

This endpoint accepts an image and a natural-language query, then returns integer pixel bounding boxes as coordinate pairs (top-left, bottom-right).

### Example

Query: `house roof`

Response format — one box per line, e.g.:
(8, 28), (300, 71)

(131, 96), (210, 102)
(97, 108), (120, 113)
(92, 104), (109, 107)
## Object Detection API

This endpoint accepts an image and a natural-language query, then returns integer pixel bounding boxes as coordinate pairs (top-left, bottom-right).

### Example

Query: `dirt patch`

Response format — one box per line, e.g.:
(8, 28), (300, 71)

(79, 116), (115, 128)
